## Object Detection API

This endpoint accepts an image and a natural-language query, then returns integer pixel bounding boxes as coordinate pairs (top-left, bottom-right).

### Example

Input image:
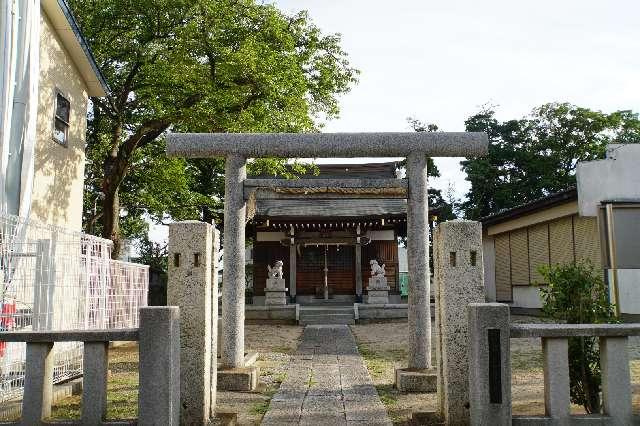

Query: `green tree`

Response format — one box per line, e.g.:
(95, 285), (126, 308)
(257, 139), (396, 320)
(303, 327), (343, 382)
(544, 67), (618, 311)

(539, 261), (617, 413)
(461, 103), (640, 219)
(71, 0), (358, 256)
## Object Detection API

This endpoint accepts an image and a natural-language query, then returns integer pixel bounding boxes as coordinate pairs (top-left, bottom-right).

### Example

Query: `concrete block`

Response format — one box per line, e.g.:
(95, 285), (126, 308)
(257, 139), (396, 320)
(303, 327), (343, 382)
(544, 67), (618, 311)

(81, 342), (108, 424)
(217, 366), (259, 391)
(22, 342), (54, 425)
(542, 338), (569, 421)
(395, 368), (437, 393)
(600, 336), (632, 424)
(138, 306), (181, 426)
(468, 303), (511, 426)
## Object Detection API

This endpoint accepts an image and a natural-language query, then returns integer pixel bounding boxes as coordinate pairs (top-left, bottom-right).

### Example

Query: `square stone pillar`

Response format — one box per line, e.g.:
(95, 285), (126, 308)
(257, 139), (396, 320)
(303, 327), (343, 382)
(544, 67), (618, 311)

(355, 244), (363, 302)
(168, 221), (214, 425)
(468, 303), (511, 426)
(406, 152), (431, 369)
(210, 228), (220, 416)
(222, 154), (247, 368)
(434, 221), (486, 424)
(289, 244), (297, 302)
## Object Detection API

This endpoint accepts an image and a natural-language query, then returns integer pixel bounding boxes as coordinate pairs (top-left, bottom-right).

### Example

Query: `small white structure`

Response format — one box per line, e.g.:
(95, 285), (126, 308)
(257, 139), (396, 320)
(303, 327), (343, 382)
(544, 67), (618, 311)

(265, 261), (287, 305)
(577, 144), (640, 316)
(366, 260), (389, 304)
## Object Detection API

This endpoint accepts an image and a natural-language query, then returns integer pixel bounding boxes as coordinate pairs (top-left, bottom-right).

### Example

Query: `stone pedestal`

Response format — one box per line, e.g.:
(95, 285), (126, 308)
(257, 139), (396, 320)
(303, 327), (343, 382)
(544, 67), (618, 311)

(366, 276), (389, 304)
(265, 278), (288, 306)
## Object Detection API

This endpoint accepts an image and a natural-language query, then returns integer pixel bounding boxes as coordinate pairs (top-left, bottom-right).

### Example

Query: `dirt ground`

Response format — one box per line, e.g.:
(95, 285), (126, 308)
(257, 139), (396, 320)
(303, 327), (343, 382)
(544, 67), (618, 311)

(215, 323), (303, 425)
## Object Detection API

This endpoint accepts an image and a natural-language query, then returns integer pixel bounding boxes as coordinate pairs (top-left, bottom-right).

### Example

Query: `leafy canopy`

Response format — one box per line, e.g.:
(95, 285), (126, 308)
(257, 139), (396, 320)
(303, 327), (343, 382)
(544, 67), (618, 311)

(461, 103), (640, 219)
(71, 0), (358, 252)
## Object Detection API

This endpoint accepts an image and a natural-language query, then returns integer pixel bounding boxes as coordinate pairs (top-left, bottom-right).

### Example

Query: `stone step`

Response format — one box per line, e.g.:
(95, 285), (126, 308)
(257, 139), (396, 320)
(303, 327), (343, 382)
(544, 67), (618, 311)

(300, 307), (353, 315)
(299, 313), (355, 325)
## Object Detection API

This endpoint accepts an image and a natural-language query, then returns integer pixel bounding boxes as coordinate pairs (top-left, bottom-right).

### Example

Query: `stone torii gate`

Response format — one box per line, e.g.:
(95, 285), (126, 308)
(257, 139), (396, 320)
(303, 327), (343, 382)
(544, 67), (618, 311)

(166, 132), (488, 372)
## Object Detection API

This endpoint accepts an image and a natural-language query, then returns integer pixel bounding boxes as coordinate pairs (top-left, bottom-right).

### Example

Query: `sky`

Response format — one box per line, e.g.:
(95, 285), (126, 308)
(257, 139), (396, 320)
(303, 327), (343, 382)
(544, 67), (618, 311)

(146, 0), (640, 247)
(269, 0), (640, 198)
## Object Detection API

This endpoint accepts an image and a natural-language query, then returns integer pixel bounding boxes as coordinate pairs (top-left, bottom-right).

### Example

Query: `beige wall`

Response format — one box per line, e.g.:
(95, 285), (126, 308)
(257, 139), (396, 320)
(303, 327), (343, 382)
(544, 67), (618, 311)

(31, 10), (89, 231)
(489, 212), (602, 306)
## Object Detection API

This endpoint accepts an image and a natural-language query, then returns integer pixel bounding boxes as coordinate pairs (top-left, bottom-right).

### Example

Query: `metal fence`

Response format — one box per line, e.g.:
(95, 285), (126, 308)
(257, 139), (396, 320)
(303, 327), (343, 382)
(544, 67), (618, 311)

(0, 213), (148, 402)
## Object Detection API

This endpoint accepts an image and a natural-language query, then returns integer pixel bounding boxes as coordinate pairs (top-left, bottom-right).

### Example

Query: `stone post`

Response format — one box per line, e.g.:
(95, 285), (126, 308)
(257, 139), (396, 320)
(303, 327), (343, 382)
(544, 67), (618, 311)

(600, 336), (632, 424)
(222, 154), (247, 368)
(211, 228), (220, 416)
(289, 244), (297, 303)
(434, 221), (485, 424)
(406, 152), (431, 369)
(167, 221), (214, 424)
(21, 342), (54, 425)
(139, 306), (181, 426)
(355, 244), (363, 303)
(81, 342), (109, 424)
(468, 303), (511, 426)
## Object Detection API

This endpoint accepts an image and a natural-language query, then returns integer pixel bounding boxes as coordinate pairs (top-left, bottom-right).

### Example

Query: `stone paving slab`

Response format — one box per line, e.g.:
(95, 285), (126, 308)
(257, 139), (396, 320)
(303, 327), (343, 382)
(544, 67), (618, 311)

(261, 325), (392, 426)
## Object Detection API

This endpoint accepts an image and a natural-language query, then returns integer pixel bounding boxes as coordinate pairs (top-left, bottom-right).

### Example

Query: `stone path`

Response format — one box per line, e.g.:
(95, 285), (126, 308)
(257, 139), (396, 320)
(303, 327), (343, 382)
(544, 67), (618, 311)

(261, 325), (392, 426)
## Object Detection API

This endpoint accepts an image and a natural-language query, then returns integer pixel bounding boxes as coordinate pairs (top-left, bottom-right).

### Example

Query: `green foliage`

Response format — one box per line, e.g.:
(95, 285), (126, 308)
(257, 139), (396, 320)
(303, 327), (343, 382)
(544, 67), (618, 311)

(71, 0), (358, 252)
(539, 261), (617, 413)
(133, 235), (168, 272)
(461, 103), (640, 219)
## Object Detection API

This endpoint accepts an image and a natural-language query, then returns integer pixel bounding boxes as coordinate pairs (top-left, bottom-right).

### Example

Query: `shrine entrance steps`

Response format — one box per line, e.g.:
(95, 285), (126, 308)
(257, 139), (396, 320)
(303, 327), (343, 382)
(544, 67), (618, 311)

(299, 306), (355, 325)
(261, 325), (391, 426)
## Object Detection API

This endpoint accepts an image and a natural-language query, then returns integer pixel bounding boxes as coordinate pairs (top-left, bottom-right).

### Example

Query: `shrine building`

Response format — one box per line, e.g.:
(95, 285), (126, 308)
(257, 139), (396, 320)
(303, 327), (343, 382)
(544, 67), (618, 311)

(248, 162), (415, 304)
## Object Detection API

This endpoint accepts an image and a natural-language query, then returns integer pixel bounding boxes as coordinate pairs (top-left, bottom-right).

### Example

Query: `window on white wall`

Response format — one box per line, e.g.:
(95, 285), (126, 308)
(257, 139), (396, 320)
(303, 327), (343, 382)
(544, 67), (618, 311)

(53, 92), (70, 145)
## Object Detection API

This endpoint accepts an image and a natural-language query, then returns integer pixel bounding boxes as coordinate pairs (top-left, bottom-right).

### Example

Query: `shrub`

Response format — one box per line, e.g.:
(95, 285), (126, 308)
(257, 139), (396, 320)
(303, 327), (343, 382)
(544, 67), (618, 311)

(539, 261), (617, 414)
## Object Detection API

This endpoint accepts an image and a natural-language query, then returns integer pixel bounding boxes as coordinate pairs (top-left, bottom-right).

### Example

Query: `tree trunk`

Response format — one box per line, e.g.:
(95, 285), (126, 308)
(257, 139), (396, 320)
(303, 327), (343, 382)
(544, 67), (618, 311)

(102, 184), (122, 259)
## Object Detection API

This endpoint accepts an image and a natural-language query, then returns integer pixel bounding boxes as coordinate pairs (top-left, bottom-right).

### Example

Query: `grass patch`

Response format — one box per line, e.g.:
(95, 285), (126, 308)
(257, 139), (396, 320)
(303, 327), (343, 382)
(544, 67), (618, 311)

(50, 344), (139, 421)
(249, 400), (270, 416)
(273, 372), (287, 385)
(271, 345), (292, 354)
(359, 345), (394, 380)
(511, 350), (543, 372)
(376, 384), (399, 407)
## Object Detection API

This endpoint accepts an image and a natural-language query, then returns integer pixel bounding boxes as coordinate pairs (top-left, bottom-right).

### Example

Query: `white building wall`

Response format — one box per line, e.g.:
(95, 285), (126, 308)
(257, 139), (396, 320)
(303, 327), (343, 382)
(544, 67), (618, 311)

(610, 269), (640, 315)
(513, 286), (544, 309)
(577, 144), (640, 217)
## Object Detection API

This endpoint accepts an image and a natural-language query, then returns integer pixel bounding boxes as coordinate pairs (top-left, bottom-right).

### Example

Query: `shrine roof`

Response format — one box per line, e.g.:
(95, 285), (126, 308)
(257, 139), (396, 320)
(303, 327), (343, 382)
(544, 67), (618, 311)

(254, 198), (406, 218)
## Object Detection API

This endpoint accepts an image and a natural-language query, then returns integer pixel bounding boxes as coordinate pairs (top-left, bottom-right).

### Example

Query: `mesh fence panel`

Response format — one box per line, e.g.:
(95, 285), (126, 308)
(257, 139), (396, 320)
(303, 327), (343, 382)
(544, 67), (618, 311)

(0, 213), (148, 403)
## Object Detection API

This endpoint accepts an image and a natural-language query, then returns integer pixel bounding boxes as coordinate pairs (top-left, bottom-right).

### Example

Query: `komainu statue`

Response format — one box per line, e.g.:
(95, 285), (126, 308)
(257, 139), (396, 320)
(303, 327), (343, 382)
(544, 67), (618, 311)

(369, 259), (386, 277)
(267, 260), (284, 279)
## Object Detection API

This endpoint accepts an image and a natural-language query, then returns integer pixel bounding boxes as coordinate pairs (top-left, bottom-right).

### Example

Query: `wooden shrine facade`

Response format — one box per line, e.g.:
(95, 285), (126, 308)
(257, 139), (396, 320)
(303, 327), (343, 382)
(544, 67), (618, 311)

(248, 163), (406, 302)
